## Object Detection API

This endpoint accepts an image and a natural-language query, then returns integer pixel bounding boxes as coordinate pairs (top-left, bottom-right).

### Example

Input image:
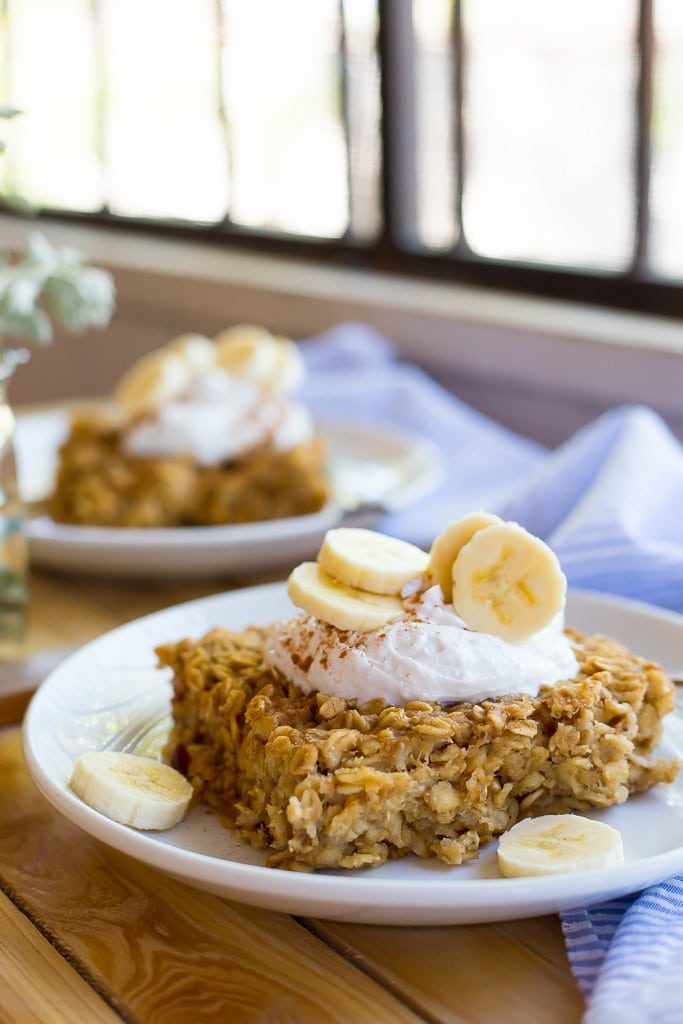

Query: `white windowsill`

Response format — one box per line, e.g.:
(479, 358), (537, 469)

(2, 215), (681, 415)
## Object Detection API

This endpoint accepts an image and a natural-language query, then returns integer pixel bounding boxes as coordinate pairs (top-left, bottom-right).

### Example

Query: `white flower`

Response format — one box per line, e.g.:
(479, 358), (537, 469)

(0, 232), (115, 348)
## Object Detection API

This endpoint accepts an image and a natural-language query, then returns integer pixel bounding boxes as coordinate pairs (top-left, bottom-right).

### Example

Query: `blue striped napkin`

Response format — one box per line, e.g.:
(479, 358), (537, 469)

(562, 882), (683, 1023)
(303, 324), (683, 1021)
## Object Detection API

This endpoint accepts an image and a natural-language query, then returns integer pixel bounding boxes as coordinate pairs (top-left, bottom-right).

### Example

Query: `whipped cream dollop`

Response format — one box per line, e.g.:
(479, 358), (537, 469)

(123, 368), (314, 466)
(265, 584), (579, 706)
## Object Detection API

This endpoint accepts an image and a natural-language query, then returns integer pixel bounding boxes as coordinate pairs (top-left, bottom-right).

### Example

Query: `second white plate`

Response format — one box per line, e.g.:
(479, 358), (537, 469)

(16, 409), (441, 578)
(23, 585), (683, 926)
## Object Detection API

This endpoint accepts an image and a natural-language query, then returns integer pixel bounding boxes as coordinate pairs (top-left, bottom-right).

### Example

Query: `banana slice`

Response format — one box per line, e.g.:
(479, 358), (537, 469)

(429, 512), (502, 600)
(452, 522), (566, 642)
(166, 333), (215, 375)
(114, 350), (192, 416)
(497, 814), (624, 877)
(70, 751), (193, 830)
(319, 528), (428, 596)
(214, 324), (280, 382)
(288, 561), (403, 632)
(214, 325), (304, 393)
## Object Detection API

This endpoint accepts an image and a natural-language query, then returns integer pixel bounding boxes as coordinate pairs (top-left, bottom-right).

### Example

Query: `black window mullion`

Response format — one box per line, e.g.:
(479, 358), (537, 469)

(451, 0), (470, 257)
(377, 0), (417, 251)
(633, 0), (654, 274)
(337, 0), (354, 239)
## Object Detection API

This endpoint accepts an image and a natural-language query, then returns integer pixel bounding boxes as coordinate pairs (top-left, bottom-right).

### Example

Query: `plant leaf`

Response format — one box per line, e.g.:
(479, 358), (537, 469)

(0, 193), (38, 216)
(24, 232), (57, 270)
(0, 307), (52, 345)
(44, 266), (116, 332)
(2, 347), (30, 372)
(1, 272), (43, 317)
(0, 232), (115, 347)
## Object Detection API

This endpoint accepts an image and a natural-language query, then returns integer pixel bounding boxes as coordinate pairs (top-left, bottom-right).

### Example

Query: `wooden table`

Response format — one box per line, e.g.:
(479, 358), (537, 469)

(0, 571), (584, 1024)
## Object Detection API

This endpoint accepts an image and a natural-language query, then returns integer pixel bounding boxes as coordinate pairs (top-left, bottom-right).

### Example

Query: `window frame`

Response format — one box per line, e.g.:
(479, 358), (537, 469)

(5, 0), (683, 319)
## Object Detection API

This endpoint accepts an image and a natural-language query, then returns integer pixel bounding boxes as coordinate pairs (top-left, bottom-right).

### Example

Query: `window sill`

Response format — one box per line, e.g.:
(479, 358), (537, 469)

(2, 215), (681, 420)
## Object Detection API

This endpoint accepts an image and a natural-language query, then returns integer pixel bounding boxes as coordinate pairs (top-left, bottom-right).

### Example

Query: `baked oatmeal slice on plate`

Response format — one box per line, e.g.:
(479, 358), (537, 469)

(160, 626), (676, 871)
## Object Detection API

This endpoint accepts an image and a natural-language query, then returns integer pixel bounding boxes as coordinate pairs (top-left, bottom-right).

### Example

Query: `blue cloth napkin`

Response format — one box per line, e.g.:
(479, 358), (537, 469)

(303, 324), (683, 613)
(501, 403), (683, 614)
(302, 324), (683, 1022)
(302, 323), (544, 542)
(562, 882), (683, 1024)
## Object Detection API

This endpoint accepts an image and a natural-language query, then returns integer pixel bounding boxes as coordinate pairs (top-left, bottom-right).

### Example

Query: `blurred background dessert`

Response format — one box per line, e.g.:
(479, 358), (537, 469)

(48, 326), (327, 527)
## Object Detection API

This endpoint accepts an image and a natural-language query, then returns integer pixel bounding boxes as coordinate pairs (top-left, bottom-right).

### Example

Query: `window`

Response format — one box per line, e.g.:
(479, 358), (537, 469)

(1, 0), (682, 316)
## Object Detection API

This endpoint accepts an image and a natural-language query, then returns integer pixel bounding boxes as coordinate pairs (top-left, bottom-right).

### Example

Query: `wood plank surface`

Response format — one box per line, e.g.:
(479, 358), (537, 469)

(0, 727), (421, 1024)
(310, 918), (583, 1024)
(0, 569), (585, 1024)
(0, 890), (119, 1024)
(24, 572), (230, 657)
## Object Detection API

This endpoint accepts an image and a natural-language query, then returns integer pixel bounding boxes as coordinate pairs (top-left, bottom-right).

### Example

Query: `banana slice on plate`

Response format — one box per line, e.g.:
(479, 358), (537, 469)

(215, 325), (304, 393)
(319, 528), (428, 596)
(70, 751), (193, 830)
(166, 333), (216, 375)
(288, 561), (403, 631)
(114, 350), (192, 416)
(497, 815), (624, 877)
(429, 512), (502, 600)
(214, 324), (280, 382)
(452, 522), (566, 642)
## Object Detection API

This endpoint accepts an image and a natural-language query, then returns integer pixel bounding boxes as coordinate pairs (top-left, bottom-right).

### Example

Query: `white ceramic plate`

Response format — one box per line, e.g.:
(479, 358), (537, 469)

(24, 584), (683, 926)
(16, 409), (441, 578)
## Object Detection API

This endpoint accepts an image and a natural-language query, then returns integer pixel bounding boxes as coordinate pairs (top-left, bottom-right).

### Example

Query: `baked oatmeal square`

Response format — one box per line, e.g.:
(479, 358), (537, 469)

(49, 412), (328, 527)
(159, 626), (677, 871)
(48, 326), (328, 528)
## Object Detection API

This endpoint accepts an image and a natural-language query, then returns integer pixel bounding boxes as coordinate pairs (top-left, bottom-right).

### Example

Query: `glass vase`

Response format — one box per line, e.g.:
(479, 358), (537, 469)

(0, 372), (27, 659)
